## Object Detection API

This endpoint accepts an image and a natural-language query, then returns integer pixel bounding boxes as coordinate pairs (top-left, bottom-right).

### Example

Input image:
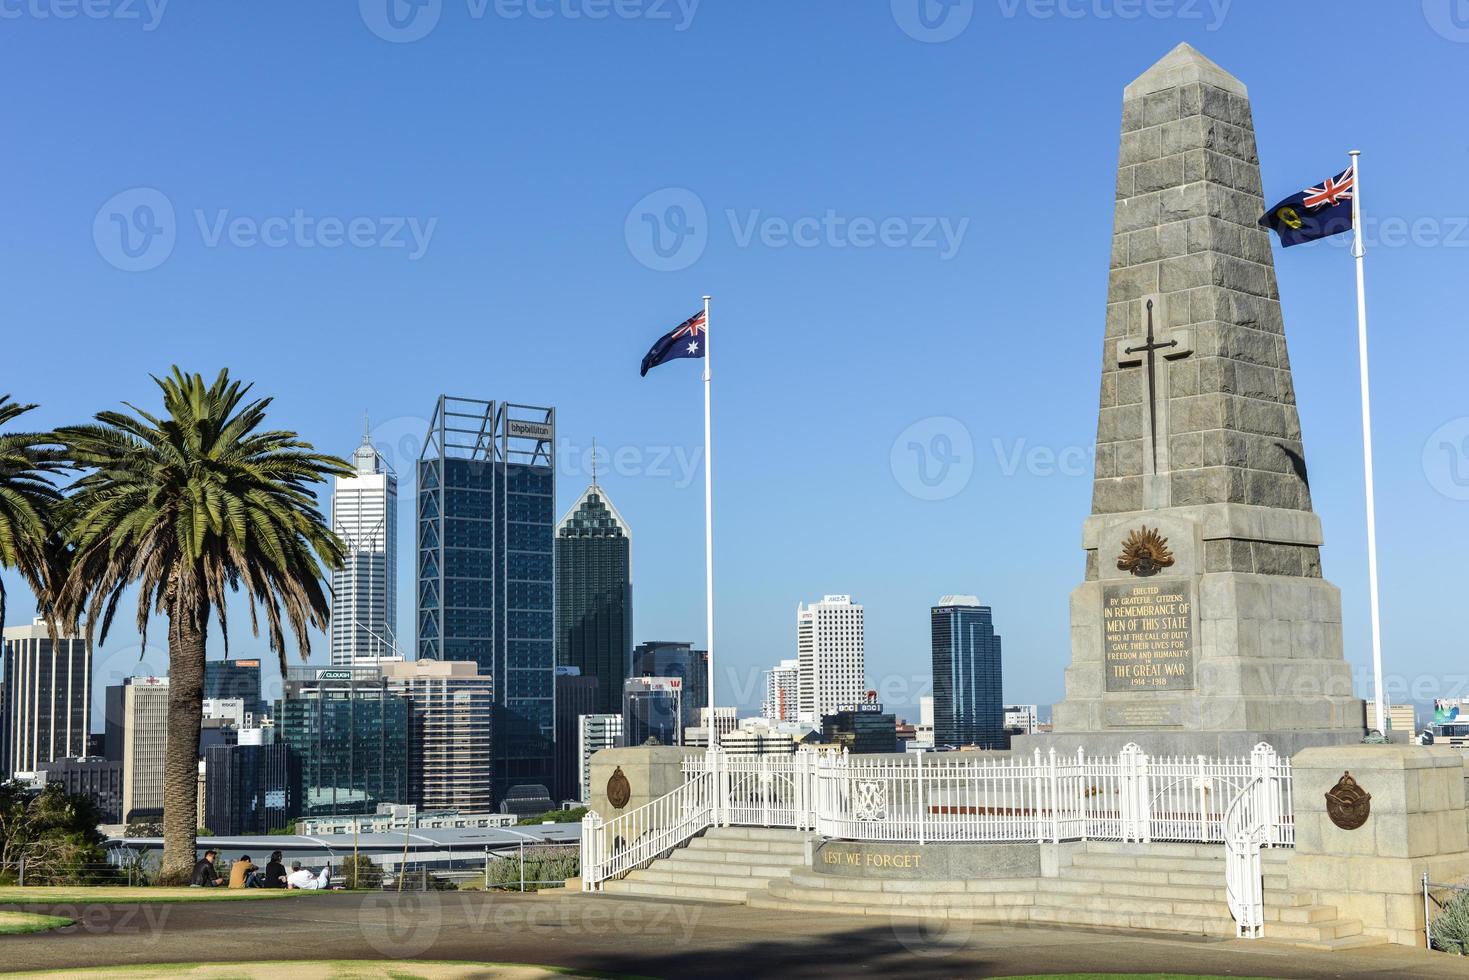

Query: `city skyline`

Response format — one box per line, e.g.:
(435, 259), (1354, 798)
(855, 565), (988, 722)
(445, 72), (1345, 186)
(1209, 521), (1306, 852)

(3, 5), (1466, 731)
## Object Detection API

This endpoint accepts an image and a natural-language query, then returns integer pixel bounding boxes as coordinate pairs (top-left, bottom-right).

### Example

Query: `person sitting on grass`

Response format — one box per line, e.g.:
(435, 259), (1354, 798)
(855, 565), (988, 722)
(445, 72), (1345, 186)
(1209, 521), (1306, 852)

(228, 854), (258, 889)
(189, 849), (224, 887)
(286, 860), (332, 890)
(262, 850), (288, 889)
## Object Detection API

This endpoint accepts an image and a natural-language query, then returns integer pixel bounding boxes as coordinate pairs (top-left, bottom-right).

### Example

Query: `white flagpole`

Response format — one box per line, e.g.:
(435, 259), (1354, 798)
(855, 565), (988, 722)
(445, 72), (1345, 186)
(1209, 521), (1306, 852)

(1349, 150), (1386, 737)
(702, 294), (716, 749)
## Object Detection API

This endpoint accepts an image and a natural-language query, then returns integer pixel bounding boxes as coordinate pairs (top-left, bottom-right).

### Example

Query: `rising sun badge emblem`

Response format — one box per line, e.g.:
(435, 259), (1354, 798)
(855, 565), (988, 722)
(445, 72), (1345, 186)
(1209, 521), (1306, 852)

(1116, 526), (1176, 577)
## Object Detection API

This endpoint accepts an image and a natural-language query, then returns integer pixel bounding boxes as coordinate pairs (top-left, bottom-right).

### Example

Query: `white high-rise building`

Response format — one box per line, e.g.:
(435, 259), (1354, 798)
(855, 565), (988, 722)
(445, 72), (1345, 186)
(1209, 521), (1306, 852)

(120, 676), (169, 824)
(2, 619), (91, 779)
(330, 424), (398, 666)
(763, 658), (799, 722)
(796, 595), (866, 724)
(577, 714), (622, 802)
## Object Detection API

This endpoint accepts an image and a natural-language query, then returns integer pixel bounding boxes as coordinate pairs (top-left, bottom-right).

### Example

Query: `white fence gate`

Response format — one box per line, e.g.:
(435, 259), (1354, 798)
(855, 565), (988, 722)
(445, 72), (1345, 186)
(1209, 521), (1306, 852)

(581, 742), (1293, 937)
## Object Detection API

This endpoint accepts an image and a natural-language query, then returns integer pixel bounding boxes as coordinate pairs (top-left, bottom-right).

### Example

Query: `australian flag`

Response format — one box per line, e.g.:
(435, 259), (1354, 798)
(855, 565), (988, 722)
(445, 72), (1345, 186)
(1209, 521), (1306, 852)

(640, 308), (708, 377)
(1260, 166), (1356, 247)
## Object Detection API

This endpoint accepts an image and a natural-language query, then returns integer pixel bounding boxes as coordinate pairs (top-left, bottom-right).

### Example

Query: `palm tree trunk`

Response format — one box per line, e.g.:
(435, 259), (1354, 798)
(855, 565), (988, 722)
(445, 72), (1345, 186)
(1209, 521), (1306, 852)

(159, 596), (207, 885)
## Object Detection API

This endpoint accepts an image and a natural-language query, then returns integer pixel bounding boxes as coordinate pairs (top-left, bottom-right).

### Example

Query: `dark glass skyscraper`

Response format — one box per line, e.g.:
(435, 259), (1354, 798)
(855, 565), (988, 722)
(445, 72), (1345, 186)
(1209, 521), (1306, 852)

(555, 482), (632, 718)
(204, 740), (301, 835)
(930, 596), (1006, 749)
(632, 641), (707, 732)
(418, 397), (556, 803)
(204, 658), (264, 715)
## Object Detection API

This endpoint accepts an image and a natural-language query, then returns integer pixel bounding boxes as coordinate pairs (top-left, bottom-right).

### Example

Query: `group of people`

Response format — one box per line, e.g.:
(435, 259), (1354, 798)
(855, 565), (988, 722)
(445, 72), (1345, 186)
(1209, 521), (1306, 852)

(189, 849), (333, 890)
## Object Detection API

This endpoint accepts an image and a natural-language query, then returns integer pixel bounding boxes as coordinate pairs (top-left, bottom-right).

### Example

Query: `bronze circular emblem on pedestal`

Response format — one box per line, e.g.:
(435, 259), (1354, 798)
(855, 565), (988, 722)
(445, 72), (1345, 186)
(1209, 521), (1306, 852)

(1325, 771), (1371, 830)
(606, 766), (631, 809)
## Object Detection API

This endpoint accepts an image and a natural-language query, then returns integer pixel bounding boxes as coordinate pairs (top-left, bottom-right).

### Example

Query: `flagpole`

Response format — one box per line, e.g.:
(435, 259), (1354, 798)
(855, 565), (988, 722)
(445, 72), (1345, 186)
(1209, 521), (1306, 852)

(1349, 149), (1386, 737)
(702, 294), (716, 749)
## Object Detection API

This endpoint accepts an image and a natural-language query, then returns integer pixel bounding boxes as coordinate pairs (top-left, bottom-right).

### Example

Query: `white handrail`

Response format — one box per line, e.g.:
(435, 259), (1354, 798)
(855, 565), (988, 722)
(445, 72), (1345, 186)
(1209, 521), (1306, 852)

(580, 744), (1295, 889)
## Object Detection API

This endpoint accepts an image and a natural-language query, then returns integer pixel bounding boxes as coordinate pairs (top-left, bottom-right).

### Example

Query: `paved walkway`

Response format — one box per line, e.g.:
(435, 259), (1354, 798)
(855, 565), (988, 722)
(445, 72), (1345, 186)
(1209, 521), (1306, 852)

(0, 890), (1461, 978)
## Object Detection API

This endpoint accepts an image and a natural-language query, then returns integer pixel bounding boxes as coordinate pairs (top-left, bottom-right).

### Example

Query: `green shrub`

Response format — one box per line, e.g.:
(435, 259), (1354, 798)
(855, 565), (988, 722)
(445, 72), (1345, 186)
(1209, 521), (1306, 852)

(485, 849), (579, 891)
(1433, 887), (1469, 954)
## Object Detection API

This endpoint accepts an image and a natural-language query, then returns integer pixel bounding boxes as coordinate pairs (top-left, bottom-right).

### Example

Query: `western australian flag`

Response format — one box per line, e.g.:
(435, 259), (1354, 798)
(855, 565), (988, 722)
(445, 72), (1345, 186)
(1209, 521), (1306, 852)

(640, 309), (708, 377)
(1260, 166), (1355, 247)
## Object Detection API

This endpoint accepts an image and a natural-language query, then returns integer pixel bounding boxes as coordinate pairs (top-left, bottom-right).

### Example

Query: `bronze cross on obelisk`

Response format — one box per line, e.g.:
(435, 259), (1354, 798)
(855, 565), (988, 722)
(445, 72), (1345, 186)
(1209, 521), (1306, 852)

(1129, 300), (1174, 468)
(1117, 295), (1193, 508)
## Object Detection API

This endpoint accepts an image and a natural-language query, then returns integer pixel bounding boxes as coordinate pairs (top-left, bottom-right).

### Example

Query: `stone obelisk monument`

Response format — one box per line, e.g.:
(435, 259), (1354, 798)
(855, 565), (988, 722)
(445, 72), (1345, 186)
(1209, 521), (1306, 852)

(1033, 44), (1364, 757)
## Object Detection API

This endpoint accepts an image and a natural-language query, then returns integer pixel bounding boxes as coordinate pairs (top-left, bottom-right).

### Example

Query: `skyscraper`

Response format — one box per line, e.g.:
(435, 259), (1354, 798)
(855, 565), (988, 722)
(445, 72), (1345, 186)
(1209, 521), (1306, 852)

(417, 397), (556, 802)
(763, 658), (799, 722)
(553, 666), (599, 804)
(204, 658), (264, 716)
(2, 620), (92, 779)
(382, 659), (494, 814)
(111, 675), (169, 824)
(623, 676), (682, 747)
(577, 713), (622, 802)
(631, 641), (707, 731)
(554, 479), (632, 718)
(203, 735), (300, 836)
(930, 596), (1006, 749)
(796, 595), (866, 724)
(331, 425), (399, 666)
(276, 666), (410, 817)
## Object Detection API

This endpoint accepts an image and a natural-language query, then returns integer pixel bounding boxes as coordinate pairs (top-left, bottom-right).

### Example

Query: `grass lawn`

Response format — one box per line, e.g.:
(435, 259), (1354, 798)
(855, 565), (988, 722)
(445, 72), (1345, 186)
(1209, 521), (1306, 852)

(2, 962), (646, 980)
(0, 911), (74, 935)
(0, 886), (324, 905)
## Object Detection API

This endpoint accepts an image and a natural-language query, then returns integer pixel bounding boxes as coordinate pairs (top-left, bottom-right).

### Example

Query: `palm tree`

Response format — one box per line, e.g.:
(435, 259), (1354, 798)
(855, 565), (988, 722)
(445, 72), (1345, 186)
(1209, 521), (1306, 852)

(0, 396), (66, 632)
(54, 369), (348, 884)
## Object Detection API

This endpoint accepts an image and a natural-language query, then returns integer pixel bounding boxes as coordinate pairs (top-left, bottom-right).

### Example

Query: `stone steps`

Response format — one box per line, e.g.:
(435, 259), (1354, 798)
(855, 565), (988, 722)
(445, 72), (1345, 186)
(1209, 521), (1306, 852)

(751, 843), (1360, 944)
(599, 827), (813, 904)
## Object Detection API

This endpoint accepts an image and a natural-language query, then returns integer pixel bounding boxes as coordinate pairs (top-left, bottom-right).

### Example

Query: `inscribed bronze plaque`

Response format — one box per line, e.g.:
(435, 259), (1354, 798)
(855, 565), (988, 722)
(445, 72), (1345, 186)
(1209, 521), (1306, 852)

(1102, 581), (1194, 692)
(606, 767), (631, 809)
(1325, 771), (1371, 830)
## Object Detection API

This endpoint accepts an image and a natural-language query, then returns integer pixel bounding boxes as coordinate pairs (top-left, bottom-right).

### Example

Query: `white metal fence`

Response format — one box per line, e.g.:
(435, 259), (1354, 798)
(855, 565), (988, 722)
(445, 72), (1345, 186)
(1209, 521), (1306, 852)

(581, 743), (1293, 890)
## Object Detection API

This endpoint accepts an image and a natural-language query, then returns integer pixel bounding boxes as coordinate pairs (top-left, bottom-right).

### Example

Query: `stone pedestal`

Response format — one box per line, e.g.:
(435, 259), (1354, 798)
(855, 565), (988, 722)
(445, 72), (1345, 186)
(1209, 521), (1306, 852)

(587, 745), (688, 819)
(1287, 745), (1469, 946)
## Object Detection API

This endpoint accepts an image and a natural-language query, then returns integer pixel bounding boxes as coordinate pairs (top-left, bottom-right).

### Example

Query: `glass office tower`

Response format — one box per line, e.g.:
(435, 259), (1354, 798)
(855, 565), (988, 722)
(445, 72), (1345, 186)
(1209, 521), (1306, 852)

(418, 397), (556, 803)
(277, 667), (409, 817)
(555, 481), (632, 718)
(930, 596), (1006, 749)
(631, 641), (707, 732)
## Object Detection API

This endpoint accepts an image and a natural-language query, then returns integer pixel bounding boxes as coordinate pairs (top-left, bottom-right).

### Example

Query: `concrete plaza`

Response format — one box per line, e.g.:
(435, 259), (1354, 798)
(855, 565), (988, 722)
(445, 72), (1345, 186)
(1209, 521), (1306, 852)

(0, 890), (1462, 978)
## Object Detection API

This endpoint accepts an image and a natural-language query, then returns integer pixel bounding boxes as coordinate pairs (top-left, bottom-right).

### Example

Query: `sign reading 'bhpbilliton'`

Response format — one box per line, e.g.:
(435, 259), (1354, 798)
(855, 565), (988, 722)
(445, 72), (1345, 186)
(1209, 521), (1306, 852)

(1102, 582), (1195, 692)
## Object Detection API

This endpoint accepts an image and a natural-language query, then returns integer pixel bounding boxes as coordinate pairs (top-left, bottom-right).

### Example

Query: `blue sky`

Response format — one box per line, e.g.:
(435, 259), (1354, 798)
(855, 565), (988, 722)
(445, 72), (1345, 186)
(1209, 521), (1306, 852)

(2, 1), (1467, 722)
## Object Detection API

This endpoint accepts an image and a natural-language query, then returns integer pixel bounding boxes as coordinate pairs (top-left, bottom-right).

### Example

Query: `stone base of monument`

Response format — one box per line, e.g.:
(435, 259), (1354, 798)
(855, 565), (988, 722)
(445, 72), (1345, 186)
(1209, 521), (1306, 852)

(1012, 727), (1363, 759)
